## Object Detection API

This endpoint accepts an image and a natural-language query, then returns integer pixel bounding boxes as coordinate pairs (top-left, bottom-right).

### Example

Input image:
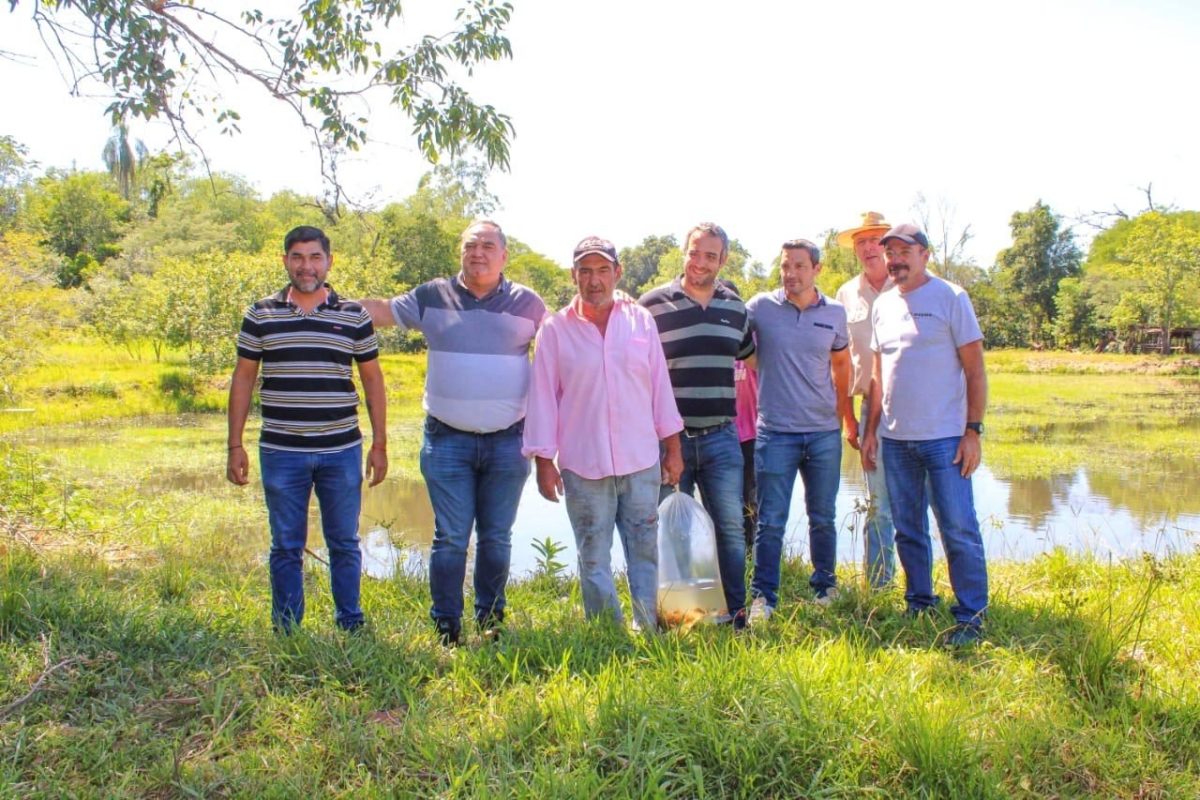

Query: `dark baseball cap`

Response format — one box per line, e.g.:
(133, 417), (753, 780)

(573, 236), (619, 264)
(880, 224), (930, 249)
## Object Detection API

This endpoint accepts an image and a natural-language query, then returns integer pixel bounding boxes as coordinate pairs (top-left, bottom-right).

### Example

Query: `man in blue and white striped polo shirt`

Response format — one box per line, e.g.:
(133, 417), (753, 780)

(227, 225), (389, 633)
(363, 220), (546, 646)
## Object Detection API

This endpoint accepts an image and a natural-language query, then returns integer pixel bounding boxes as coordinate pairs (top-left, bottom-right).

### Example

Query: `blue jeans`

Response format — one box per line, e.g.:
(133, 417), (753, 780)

(882, 436), (989, 627)
(261, 444), (364, 631)
(858, 399), (895, 589)
(752, 429), (842, 607)
(660, 423), (747, 615)
(563, 464), (660, 631)
(420, 416), (530, 625)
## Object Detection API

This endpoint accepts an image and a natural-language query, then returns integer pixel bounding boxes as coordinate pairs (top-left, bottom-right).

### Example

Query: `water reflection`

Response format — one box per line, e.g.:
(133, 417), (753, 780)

(357, 452), (1199, 580)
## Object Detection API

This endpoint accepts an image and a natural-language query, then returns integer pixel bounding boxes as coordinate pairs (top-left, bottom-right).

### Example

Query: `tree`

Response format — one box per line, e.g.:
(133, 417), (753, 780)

(618, 234), (677, 294)
(101, 123), (148, 201)
(911, 193), (982, 287)
(816, 228), (857, 297)
(1, 134), (32, 231)
(1118, 211), (1200, 353)
(993, 200), (1081, 346)
(506, 243), (572, 309)
(26, 170), (129, 286)
(11, 0), (516, 212)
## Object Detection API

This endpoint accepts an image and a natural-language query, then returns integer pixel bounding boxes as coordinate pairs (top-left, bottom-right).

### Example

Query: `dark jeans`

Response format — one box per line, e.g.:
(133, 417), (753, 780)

(261, 444), (364, 631)
(740, 438), (757, 551)
(660, 423), (747, 616)
(420, 416), (529, 626)
(752, 428), (842, 607)
(882, 436), (989, 627)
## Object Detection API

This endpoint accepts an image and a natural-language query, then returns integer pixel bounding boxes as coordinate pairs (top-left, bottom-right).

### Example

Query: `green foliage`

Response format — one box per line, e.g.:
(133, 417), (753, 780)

(26, 170), (130, 286)
(993, 200), (1082, 346)
(618, 234), (676, 294)
(506, 245), (573, 310)
(1051, 276), (1103, 350)
(116, 174), (275, 265)
(0, 134), (32, 232)
(14, 0), (517, 204)
(817, 228), (858, 297)
(0, 234), (73, 401)
(1115, 211), (1200, 351)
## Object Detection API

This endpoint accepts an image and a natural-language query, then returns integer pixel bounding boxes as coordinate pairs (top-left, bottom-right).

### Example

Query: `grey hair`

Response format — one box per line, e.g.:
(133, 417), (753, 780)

(462, 218), (507, 249)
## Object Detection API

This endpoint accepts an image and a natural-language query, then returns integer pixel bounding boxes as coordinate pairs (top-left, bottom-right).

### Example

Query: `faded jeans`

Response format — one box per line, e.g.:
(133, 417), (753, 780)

(882, 436), (989, 627)
(563, 464), (660, 631)
(858, 397), (896, 589)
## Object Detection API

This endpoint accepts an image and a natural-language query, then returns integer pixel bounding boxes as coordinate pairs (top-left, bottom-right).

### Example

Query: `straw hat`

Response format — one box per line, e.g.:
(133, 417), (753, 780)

(835, 211), (891, 248)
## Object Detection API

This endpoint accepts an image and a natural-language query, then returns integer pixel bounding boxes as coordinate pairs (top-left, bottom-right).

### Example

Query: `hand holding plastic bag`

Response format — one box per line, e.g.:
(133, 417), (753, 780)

(656, 490), (726, 629)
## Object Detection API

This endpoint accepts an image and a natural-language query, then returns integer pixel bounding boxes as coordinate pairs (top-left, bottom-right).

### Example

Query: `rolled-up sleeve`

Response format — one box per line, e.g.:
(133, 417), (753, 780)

(521, 322), (561, 460)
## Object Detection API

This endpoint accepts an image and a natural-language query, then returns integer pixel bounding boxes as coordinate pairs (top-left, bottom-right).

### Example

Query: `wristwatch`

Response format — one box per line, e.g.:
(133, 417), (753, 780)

(965, 422), (983, 435)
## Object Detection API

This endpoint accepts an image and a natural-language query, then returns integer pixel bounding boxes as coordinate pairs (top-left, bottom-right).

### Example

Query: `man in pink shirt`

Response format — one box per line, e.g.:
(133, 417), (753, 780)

(523, 236), (684, 630)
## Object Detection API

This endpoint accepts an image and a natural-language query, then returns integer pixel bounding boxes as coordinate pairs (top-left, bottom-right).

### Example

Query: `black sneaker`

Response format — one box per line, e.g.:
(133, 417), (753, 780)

(946, 624), (983, 648)
(434, 617), (461, 647)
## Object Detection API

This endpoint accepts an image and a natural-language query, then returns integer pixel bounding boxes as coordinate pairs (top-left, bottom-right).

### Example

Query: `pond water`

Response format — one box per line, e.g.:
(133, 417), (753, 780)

(352, 448), (1200, 581)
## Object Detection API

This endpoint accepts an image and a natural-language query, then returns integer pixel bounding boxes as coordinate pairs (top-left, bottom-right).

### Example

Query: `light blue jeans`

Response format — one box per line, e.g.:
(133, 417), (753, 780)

(882, 436), (989, 627)
(562, 464), (660, 631)
(858, 398), (896, 589)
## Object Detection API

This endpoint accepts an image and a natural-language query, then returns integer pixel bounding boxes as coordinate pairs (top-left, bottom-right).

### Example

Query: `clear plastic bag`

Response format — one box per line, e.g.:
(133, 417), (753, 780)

(656, 490), (725, 629)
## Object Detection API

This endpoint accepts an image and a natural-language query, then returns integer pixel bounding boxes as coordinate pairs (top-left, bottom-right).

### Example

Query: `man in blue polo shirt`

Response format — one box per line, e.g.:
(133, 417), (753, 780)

(746, 239), (854, 621)
(363, 219), (546, 646)
(639, 222), (755, 628)
(227, 225), (388, 633)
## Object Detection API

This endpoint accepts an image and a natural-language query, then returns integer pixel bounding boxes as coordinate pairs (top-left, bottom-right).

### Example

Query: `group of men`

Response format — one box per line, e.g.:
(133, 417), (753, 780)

(227, 213), (990, 647)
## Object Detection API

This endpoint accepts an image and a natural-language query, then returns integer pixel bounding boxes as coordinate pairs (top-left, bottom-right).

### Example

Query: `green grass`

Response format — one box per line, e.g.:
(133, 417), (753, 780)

(1, 345), (1198, 796)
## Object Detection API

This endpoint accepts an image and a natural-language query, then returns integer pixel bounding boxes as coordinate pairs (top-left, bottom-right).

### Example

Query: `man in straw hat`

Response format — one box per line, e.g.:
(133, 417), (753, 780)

(835, 211), (897, 589)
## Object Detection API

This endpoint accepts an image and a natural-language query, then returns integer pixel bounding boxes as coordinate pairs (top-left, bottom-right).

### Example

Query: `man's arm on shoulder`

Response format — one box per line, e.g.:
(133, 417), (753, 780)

(359, 299), (397, 329)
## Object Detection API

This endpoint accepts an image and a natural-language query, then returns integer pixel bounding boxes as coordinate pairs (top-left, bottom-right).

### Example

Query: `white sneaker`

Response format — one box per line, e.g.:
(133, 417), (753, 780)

(748, 597), (774, 623)
(813, 587), (840, 607)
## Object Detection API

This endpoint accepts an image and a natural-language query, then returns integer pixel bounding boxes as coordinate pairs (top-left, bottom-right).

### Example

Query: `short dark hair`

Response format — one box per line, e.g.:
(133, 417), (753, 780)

(284, 225), (331, 256)
(781, 239), (820, 265)
(684, 222), (729, 260)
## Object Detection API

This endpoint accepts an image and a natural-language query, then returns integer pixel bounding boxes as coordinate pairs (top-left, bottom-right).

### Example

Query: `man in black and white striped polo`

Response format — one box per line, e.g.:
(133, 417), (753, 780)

(227, 225), (388, 633)
(639, 222), (755, 629)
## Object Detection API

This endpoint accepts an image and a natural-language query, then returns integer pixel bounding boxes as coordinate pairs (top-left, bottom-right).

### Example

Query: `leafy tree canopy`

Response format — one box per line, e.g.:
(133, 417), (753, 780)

(9, 0), (516, 212)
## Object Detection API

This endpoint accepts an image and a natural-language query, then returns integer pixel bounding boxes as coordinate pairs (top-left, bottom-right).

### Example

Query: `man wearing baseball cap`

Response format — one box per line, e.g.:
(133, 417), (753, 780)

(835, 212), (897, 590)
(861, 224), (989, 647)
(523, 237), (684, 631)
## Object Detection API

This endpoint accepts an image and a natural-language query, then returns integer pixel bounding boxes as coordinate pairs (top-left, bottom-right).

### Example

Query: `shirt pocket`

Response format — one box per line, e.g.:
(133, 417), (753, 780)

(623, 336), (653, 380)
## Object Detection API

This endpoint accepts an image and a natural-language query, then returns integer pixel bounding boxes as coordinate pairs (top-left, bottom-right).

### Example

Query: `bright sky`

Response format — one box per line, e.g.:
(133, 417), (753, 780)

(3, 0), (1199, 271)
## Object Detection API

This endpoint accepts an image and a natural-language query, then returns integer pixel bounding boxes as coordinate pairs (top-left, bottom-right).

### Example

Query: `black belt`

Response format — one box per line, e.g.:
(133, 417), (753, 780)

(427, 415), (524, 436)
(683, 421), (730, 438)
